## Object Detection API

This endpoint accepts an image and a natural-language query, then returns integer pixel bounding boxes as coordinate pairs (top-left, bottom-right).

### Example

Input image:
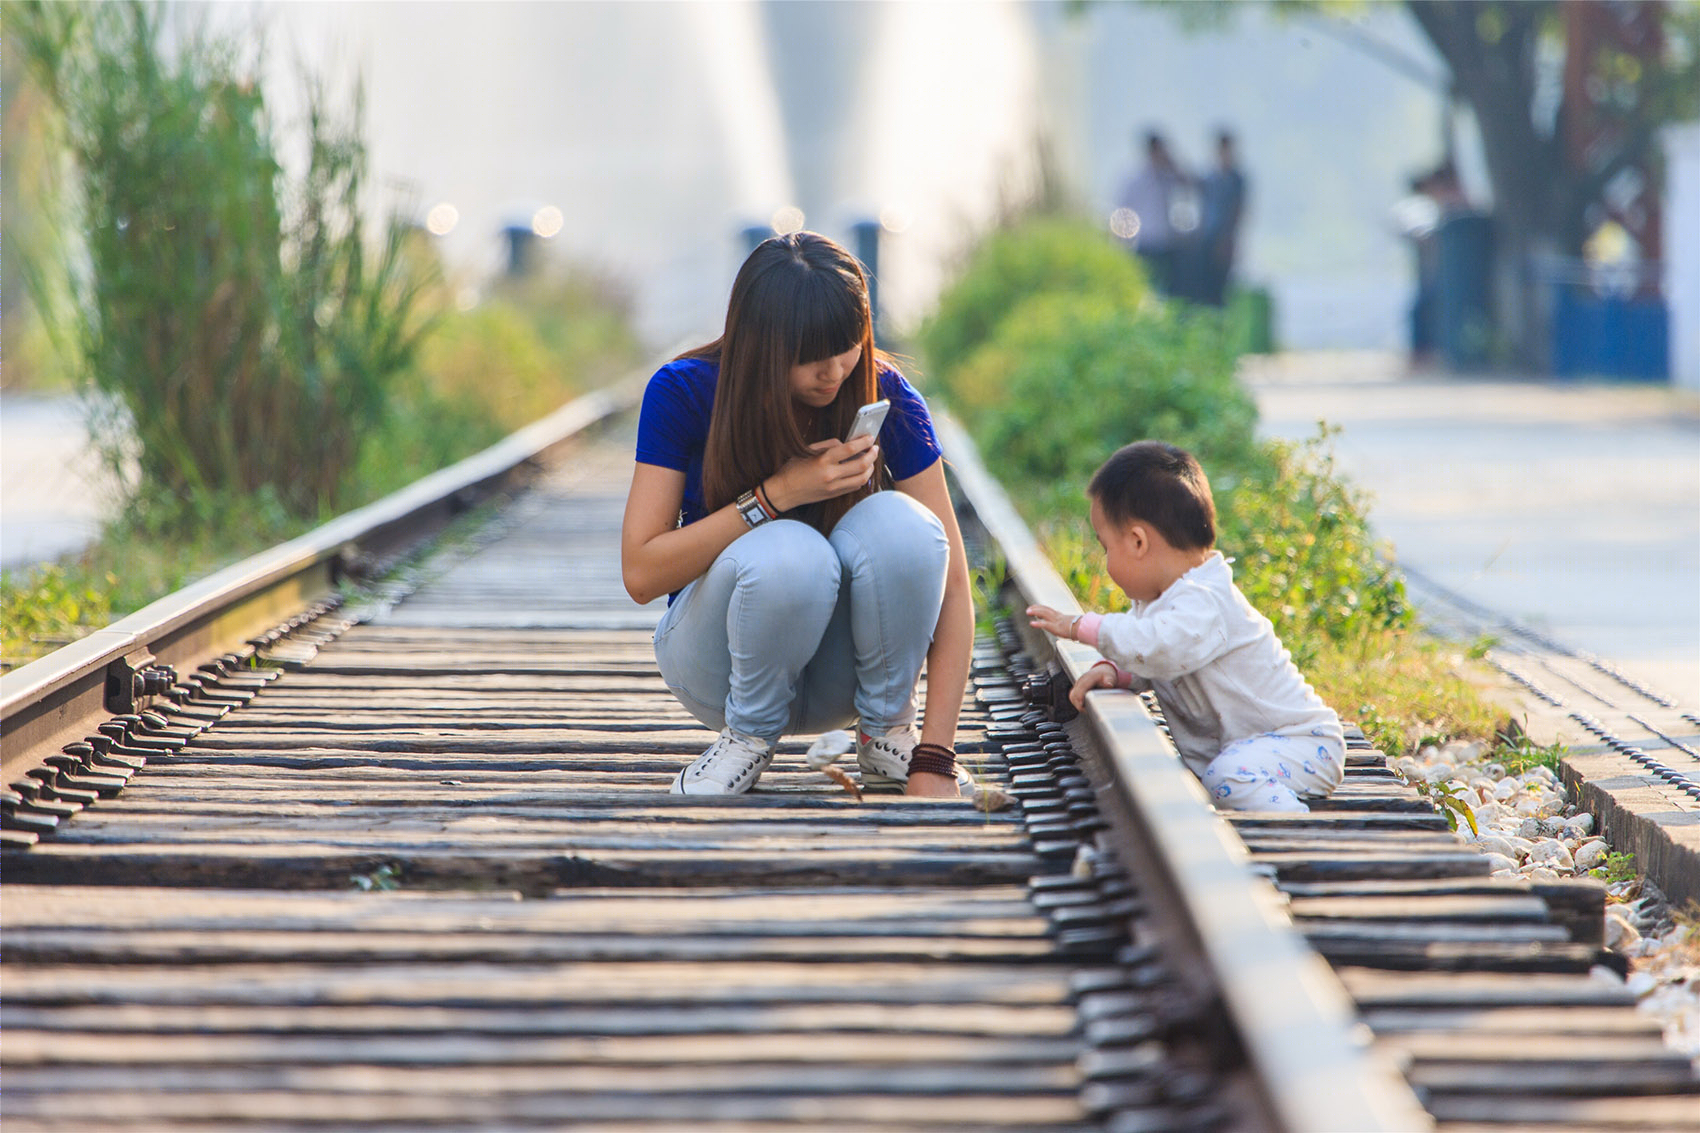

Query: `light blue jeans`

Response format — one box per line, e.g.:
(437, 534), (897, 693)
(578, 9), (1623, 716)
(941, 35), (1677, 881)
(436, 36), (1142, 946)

(654, 491), (950, 742)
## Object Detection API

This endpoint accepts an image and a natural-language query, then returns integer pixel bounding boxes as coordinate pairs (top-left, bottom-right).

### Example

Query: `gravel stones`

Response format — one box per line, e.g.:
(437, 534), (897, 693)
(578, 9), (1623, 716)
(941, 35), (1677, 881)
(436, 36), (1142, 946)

(1574, 839), (1610, 871)
(1605, 906), (1643, 950)
(1397, 736), (1699, 1064)
(1527, 839), (1575, 870)
(1475, 835), (1518, 858)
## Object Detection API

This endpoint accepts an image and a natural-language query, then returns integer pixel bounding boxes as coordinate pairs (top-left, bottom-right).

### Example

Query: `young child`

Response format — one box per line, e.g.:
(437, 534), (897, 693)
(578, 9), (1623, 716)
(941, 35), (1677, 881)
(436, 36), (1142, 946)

(1026, 441), (1343, 812)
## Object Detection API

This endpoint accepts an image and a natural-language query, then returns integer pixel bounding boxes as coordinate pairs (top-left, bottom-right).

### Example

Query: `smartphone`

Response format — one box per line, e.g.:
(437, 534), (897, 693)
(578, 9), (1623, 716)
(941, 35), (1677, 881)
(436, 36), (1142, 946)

(845, 399), (891, 443)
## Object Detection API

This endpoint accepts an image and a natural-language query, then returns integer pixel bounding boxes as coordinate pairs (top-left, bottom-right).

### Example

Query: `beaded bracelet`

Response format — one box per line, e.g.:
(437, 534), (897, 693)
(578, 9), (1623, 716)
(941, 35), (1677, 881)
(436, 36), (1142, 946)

(909, 742), (958, 778)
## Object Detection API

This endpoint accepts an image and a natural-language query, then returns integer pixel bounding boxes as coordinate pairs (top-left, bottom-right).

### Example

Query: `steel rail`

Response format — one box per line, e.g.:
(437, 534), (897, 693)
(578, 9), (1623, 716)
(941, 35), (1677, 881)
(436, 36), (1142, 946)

(0, 380), (639, 782)
(936, 412), (1433, 1133)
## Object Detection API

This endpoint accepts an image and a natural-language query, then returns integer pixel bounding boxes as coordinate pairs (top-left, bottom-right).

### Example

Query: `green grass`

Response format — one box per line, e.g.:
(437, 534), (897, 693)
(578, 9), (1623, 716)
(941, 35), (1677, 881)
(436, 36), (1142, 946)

(1594, 851), (1638, 885)
(1498, 735), (1570, 775)
(2, 495), (307, 671)
(0, 564), (116, 663)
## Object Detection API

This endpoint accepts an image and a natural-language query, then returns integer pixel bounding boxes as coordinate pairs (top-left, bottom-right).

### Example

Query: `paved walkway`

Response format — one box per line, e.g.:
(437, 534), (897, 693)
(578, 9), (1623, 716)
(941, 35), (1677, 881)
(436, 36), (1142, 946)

(0, 394), (110, 572)
(1244, 352), (1700, 708)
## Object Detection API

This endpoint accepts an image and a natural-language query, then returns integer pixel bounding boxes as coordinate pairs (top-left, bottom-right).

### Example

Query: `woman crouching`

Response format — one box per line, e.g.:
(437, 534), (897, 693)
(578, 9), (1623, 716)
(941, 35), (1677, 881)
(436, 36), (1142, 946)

(619, 231), (974, 798)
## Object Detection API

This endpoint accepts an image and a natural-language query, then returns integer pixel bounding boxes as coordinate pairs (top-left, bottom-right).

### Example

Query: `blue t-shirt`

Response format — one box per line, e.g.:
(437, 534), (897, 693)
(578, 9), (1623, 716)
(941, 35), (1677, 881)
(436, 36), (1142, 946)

(634, 355), (943, 528)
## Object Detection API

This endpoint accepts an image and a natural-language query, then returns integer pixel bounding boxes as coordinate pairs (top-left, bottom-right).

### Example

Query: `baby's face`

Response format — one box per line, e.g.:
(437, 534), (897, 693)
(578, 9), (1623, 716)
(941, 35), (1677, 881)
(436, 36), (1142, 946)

(1089, 497), (1164, 604)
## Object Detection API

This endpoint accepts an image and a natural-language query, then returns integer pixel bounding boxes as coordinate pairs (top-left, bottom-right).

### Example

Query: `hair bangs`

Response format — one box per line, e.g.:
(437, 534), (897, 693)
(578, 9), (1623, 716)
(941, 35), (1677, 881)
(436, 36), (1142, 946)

(791, 267), (866, 364)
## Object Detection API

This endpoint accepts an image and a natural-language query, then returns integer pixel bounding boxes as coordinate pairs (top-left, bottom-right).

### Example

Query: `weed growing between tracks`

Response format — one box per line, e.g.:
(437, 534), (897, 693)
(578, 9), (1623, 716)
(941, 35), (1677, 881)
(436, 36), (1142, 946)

(919, 216), (1508, 759)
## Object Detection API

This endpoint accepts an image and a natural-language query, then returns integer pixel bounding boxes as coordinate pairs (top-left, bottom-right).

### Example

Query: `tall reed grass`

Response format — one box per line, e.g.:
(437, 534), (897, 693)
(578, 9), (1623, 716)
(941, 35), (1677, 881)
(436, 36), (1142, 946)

(14, 1), (437, 523)
(3, 3), (646, 672)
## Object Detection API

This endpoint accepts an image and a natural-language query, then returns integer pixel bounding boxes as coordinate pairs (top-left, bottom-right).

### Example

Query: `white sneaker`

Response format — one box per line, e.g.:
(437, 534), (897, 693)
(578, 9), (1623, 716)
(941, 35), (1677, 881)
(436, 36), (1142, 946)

(670, 728), (774, 796)
(855, 725), (977, 797)
(856, 724), (919, 791)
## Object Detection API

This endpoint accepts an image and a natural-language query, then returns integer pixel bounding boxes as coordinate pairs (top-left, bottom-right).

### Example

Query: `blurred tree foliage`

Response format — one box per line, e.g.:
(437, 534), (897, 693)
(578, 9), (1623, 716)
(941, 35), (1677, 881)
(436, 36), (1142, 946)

(1148, 0), (1700, 367)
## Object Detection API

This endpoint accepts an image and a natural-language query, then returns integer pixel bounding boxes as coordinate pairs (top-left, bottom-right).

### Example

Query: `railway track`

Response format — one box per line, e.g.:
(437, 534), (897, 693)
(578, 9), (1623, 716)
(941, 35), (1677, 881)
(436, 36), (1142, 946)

(2, 389), (1695, 1131)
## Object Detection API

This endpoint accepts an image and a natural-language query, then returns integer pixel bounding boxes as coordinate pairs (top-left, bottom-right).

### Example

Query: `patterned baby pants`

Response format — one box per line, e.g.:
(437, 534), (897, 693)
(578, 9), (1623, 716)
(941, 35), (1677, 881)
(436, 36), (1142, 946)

(1199, 732), (1343, 814)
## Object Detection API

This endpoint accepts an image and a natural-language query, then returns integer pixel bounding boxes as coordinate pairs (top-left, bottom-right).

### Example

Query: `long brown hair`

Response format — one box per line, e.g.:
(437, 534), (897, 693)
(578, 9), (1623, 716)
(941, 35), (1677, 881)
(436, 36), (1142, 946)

(688, 232), (888, 533)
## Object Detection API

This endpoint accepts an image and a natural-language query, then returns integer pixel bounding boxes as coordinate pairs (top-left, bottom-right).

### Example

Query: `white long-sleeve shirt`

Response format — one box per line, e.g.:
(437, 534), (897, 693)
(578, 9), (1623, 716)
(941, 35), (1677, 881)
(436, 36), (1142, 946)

(1077, 552), (1344, 782)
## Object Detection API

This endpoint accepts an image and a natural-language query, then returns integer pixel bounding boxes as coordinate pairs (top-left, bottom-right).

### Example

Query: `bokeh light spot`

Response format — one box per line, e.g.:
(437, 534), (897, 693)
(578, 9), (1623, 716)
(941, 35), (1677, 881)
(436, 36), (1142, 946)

(771, 205), (805, 235)
(1109, 208), (1141, 240)
(532, 206), (564, 238)
(425, 202), (459, 236)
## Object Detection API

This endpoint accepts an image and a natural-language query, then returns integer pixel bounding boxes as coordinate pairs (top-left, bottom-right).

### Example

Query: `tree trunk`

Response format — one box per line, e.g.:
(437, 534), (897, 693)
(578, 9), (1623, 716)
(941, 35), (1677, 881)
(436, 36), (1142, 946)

(1405, 0), (1573, 369)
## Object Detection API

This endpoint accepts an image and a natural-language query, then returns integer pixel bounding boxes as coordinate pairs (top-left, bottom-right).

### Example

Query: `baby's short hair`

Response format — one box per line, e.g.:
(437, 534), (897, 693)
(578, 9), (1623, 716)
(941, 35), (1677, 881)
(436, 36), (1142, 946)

(1088, 441), (1216, 551)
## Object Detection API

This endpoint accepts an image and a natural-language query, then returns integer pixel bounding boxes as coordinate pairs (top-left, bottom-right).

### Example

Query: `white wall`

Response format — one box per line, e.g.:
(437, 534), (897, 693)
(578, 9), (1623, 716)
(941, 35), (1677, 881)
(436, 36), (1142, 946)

(250, 1), (1460, 353)
(254, 1), (1045, 350)
(1664, 122), (1700, 391)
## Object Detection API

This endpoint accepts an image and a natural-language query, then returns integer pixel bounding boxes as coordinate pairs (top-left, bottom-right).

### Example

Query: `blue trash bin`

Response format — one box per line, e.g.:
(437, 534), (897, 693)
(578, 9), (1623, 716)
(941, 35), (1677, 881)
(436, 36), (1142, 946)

(1551, 282), (1670, 381)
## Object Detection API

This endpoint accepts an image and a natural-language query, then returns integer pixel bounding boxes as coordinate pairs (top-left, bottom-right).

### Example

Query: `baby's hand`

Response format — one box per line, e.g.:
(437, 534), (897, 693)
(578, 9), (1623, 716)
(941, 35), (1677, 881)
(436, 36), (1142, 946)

(1069, 660), (1122, 709)
(1026, 604), (1078, 640)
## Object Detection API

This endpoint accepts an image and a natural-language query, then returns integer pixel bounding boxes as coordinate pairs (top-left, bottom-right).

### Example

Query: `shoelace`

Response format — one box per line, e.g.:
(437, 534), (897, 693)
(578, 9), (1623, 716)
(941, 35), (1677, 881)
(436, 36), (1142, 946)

(696, 735), (767, 782)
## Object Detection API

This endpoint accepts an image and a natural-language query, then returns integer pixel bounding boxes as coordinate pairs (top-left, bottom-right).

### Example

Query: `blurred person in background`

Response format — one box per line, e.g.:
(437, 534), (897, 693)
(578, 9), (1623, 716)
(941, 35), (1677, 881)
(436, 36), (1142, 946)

(1117, 130), (1189, 295)
(1193, 129), (1247, 307)
(1392, 161), (1468, 365)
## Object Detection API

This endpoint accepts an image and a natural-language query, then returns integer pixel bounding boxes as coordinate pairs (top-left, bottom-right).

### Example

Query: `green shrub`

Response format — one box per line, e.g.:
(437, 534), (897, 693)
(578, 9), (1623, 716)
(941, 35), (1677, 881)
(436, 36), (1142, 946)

(350, 267), (643, 500)
(944, 293), (1262, 498)
(500, 272), (643, 395)
(926, 213), (1497, 757)
(1218, 428), (1411, 664)
(917, 217), (1151, 382)
(416, 272), (642, 434)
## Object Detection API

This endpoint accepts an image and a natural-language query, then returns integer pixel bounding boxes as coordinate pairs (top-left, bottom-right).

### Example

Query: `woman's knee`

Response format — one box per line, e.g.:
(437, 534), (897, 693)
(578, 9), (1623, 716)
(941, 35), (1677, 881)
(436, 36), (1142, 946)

(716, 519), (842, 612)
(830, 491), (948, 574)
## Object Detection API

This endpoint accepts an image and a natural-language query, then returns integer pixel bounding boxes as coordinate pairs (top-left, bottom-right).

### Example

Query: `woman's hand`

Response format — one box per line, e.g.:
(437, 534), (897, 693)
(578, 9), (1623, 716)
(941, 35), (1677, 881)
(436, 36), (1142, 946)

(1026, 604), (1080, 640)
(1070, 660), (1122, 709)
(766, 435), (878, 510)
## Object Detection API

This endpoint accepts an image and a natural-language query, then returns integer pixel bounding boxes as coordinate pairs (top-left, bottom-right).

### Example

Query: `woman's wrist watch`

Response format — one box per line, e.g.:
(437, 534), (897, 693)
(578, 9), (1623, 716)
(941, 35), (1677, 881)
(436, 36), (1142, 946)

(736, 488), (772, 529)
